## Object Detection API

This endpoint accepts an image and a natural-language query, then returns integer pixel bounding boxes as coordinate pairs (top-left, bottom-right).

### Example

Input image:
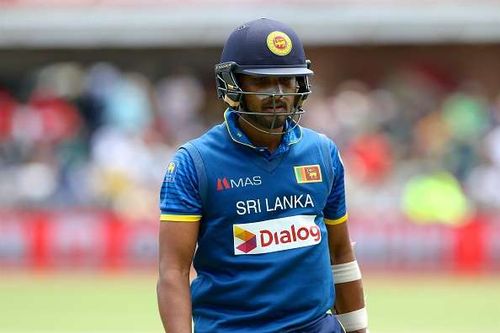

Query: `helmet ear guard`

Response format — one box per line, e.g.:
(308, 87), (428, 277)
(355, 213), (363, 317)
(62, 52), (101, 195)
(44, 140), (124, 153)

(300, 60), (312, 99)
(215, 61), (242, 107)
(295, 59), (312, 108)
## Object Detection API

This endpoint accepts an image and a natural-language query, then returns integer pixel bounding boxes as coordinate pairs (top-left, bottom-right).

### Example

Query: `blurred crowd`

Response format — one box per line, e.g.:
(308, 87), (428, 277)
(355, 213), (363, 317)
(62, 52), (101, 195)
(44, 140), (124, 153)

(0, 62), (207, 221)
(1, 61), (499, 224)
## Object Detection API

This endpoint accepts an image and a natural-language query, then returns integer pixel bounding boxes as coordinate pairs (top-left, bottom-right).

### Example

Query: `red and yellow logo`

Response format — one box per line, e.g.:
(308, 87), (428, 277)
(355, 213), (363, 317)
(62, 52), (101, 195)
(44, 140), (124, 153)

(294, 164), (323, 184)
(266, 31), (292, 56)
(234, 226), (257, 253)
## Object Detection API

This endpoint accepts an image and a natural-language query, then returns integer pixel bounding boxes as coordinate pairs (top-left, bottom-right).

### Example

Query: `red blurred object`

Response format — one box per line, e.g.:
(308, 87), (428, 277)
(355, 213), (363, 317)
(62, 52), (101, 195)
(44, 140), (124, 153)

(0, 89), (16, 142)
(1, 210), (498, 273)
(453, 216), (487, 273)
(0, 210), (159, 271)
(28, 94), (83, 143)
(346, 133), (394, 183)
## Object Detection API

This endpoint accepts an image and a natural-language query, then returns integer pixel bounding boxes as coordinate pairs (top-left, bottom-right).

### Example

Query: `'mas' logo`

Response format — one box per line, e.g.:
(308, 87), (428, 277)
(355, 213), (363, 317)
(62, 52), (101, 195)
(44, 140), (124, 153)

(217, 176), (262, 191)
(233, 215), (321, 255)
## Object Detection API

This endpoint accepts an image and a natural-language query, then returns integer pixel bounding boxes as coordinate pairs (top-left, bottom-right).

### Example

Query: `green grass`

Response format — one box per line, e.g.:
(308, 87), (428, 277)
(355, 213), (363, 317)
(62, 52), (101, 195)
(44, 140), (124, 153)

(365, 274), (500, 333)
(0, 272), (163, 333)
(0, 272), (499, 332)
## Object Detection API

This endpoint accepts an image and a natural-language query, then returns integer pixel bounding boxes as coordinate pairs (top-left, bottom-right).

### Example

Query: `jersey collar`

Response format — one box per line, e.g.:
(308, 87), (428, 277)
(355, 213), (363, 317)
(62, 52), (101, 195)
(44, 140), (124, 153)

(223, 108), (302, 155)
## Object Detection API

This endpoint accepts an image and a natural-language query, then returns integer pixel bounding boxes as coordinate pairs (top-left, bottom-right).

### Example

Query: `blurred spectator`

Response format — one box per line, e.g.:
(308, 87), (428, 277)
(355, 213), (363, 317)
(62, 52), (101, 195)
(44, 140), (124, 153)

(344, 131), (394, 184)
(465, 163), (500, 214)
(402, 170), (471, 226)
(26, 93), (83, 143)
(35, 62), (85, 100)
(155, 72), (205, 144)
(0, 89), (16, 143)
(485, 126), (500, 167)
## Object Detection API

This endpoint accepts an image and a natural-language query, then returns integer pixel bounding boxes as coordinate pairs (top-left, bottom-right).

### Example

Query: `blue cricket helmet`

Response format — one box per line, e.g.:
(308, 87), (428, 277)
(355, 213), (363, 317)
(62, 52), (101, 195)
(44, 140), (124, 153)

(220, 18), (313, 77)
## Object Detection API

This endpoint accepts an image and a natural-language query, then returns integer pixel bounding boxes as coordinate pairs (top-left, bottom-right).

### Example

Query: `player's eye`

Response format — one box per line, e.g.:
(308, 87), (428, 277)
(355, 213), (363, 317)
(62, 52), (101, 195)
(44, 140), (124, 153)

(243, 76), (268, 87)
(278, 77), (296, 87)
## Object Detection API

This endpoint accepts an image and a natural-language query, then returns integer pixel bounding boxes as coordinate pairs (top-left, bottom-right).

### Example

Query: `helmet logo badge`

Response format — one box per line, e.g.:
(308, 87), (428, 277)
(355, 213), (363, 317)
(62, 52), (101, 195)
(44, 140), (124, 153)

(266, 31), (292, 56)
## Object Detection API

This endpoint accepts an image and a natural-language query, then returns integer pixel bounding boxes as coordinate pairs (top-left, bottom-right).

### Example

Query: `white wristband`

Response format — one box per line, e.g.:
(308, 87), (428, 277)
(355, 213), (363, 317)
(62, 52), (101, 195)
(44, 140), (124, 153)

(336, 307), (368, 332)
(332, 260), (362, 284)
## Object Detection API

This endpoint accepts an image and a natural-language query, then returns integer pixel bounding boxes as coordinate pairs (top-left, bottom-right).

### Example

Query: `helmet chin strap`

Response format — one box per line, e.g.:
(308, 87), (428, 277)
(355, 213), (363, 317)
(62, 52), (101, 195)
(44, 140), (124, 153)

(234, 107), (302, 136)
(224, 95), (240, 108)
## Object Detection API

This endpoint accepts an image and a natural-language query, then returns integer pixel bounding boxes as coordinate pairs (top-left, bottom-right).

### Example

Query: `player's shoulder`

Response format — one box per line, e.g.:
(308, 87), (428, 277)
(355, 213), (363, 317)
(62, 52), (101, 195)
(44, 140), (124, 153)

(299, 126), (338, 151)
(166, 145), (195, 177)
(185, 123), (227, 150)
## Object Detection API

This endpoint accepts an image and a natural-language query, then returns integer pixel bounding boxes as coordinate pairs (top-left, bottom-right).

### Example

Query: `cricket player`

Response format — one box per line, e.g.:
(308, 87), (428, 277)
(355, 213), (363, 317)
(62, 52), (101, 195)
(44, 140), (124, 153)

(158, 18), (368, 333)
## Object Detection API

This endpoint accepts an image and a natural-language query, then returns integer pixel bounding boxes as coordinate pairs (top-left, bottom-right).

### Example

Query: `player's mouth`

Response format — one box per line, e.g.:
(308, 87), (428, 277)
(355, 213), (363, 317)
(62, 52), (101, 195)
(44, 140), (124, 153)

(262, 102), (288, 113)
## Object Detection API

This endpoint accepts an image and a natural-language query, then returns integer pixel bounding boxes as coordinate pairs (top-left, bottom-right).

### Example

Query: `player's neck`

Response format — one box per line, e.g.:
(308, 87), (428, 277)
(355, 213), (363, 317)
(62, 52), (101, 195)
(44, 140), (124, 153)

(237, 116), (282, 153)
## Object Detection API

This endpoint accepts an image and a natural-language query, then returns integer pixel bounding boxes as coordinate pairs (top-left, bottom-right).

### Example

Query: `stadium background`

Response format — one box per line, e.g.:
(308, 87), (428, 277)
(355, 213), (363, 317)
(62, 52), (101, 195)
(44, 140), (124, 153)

(1, 0), (500, 332)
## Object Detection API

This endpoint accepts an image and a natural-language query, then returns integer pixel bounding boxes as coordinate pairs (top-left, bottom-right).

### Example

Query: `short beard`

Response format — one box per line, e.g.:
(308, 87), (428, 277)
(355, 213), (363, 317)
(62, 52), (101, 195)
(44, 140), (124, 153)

(239, 101), (288, 130)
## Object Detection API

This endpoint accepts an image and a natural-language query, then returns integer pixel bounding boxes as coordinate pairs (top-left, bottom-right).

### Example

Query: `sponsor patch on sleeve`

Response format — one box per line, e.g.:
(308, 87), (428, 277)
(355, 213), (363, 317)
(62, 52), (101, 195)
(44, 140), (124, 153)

(164, 161), (177, 183)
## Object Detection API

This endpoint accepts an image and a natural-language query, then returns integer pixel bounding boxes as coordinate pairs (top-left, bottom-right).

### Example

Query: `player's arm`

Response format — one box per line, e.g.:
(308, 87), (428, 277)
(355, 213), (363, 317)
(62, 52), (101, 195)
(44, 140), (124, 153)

(327, 219), (367, 333)
(157, 148), (203, 333)
(323, 140), (368, 333)
(157, 218), (199, 333)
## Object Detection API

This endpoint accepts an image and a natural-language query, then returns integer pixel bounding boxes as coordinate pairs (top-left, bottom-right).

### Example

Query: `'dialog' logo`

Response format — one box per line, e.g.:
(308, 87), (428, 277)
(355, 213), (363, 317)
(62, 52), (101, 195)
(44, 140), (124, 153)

(233, 216), (321, 255)
(233, 226), (257, 253)
(216, 176), (262, 191)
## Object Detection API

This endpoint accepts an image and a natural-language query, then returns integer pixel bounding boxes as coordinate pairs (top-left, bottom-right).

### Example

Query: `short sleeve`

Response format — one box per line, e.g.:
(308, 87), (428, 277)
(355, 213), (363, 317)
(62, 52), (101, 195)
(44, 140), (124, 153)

(159, 148), (202, 222)
(323, 141), (348, 225)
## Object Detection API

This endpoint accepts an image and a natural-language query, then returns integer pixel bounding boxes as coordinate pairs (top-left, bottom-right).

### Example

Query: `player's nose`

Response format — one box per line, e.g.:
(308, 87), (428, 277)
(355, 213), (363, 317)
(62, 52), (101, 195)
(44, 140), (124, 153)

(269, 84), (284, 95)
(268, 79), (285, 95)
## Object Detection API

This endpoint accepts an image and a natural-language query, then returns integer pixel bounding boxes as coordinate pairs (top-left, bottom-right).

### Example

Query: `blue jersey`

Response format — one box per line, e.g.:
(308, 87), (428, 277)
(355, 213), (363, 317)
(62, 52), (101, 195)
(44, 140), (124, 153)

(159, 109), (348, 333)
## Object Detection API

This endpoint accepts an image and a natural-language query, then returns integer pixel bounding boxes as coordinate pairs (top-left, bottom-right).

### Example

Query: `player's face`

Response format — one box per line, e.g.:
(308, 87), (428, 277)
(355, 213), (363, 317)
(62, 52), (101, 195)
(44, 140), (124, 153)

(238, 75), (297, 130)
